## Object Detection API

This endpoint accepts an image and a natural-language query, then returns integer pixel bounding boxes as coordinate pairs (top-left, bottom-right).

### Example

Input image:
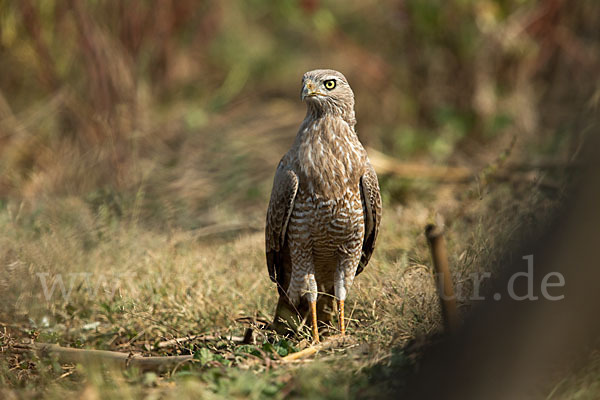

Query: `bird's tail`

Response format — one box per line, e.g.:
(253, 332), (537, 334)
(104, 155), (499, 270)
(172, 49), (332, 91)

(270, 296), (304, 335)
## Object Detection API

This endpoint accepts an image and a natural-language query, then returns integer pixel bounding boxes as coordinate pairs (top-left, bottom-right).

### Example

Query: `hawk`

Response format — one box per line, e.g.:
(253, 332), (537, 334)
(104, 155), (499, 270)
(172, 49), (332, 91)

(265, 69), (382, 342)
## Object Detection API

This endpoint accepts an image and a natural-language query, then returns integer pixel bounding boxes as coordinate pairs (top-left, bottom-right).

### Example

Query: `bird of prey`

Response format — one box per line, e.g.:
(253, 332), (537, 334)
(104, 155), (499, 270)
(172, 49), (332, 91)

(265, 69), (382, 342)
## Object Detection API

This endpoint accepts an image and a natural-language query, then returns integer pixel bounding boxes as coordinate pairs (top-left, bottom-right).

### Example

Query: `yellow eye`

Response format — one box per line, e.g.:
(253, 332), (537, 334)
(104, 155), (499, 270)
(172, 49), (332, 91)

(324, 79), (336, 90)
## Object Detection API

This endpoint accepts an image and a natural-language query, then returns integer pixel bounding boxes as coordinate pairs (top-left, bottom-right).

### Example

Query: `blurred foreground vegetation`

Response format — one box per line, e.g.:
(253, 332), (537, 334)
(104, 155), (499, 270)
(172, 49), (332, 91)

(1, 0), (599, 398)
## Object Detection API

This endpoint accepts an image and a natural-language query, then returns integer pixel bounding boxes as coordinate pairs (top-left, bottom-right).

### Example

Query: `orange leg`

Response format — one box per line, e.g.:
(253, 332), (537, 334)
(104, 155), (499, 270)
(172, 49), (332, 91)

(338, 299), (345, 336)
(310, 300), (320, 343)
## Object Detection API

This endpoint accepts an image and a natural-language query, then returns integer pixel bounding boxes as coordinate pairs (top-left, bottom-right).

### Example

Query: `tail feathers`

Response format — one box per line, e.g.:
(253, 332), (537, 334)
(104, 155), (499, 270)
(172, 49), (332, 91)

(270, 296), (305, 335)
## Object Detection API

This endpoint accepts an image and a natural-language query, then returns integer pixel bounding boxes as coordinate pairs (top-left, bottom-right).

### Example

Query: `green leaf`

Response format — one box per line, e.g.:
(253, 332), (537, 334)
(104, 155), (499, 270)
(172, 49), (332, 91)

(194, 347), (214, 364)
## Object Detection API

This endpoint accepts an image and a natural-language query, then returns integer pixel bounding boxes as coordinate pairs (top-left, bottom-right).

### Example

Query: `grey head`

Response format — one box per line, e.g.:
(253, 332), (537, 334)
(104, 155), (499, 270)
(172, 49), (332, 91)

(301, 69), (356, 126)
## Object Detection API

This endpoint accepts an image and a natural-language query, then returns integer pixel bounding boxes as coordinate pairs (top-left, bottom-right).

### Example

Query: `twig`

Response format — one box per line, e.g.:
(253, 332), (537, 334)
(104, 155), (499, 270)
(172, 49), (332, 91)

(281, 346), (319, 362)
(280, 335), (355, 362)
(12, 342), (194, 372)
(56, 369), (75, 381)
(235, 316), (271, 345)
(157, 334), (245, 348)
(425, 224), (459, 334)
(191, 222), (261, 239)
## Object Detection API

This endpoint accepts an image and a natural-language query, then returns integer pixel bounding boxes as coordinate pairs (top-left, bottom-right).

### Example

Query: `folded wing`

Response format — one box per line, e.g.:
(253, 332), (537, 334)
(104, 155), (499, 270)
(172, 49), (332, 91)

(265, 161), (299, 291)
(357, 162), (382, 275)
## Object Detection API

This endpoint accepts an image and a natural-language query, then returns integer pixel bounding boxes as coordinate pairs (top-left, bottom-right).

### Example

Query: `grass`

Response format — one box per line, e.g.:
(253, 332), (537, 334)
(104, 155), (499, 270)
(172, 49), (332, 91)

(545, 348), (600, 400)
(1, 2), (599, 396)
(0, 122), (577, 398)
(0, 71), (595, 399)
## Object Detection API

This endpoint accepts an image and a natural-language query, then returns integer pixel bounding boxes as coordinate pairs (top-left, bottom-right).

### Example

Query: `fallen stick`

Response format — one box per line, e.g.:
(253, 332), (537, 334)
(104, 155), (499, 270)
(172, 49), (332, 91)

(280, 335), (355, 362)
(157, 334), (245, 348)
(425, 224), (459, 334)
(282, 346), (318, 362)
(12, 342), (194, 372)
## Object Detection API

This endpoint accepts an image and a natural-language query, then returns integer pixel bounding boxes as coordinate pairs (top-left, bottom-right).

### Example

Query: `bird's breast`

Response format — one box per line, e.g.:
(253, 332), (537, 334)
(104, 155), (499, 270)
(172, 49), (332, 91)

(295, 125), (365, 198)
(287, 187), (365, 257)
(286, 116), (367, 261)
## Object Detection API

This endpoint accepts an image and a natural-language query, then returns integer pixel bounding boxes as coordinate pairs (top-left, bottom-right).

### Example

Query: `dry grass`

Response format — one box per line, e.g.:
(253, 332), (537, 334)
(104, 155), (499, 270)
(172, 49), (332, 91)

(0, 126), (570, 398)
(0, 90), (583, 399)
(1, 1), (599, 397)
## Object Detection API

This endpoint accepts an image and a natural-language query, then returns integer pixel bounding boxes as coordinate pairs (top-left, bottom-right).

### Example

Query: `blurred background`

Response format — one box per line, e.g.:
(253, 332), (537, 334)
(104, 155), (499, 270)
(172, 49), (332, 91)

(1, 0), (596, 226)
(1, 0), (599, 398)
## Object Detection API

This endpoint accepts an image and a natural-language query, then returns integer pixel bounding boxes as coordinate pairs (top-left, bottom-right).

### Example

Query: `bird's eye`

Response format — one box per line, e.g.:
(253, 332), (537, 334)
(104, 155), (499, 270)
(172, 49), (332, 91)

(323, 79), (336, 90)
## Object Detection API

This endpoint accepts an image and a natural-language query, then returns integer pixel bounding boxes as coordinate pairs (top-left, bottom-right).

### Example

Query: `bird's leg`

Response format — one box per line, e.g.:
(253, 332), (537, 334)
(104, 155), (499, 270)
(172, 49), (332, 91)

(338, 299), (345, 336)
(306, 272), (319, 343)
(334, 268), (347, 336)
(335, 251), (360, 336)
(310, 299), (319, 343)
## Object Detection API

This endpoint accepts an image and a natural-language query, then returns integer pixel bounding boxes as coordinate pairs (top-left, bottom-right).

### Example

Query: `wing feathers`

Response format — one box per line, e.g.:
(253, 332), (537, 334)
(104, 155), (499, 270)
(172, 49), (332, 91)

(265, 161), (299, 283)
(357, 162), (382, 275)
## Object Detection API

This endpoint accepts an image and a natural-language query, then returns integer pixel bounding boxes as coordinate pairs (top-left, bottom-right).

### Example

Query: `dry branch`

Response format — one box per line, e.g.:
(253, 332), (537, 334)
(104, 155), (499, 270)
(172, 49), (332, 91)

(157, 334), (245, 348)
(281, 335), (356, 362)
(12, 342), (194, 372)
(191, 222), (262, 239)
(367, 147), (473, 182)
(8, 335), (356, 372)
(425, 224), (459, 334)
(367, 146), (577, 184)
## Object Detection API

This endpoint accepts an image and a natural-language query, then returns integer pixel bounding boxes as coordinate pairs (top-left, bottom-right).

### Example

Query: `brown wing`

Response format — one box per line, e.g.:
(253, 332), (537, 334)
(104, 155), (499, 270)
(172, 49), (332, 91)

(265, 159), (299, 291)
(357, 162), (382, 276)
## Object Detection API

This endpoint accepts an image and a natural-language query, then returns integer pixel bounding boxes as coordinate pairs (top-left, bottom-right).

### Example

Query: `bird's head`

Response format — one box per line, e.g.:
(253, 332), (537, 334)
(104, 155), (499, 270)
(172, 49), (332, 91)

(301, 69), (356, 125)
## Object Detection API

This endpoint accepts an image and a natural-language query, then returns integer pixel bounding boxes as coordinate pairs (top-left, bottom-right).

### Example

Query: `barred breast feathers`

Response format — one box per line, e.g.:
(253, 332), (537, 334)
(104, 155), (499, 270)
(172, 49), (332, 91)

(292, 115), (366, 199)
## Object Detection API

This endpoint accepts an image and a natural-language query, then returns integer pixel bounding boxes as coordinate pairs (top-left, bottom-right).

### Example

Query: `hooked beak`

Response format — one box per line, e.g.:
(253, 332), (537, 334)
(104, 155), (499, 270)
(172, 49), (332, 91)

(301, 81), (322, 101)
